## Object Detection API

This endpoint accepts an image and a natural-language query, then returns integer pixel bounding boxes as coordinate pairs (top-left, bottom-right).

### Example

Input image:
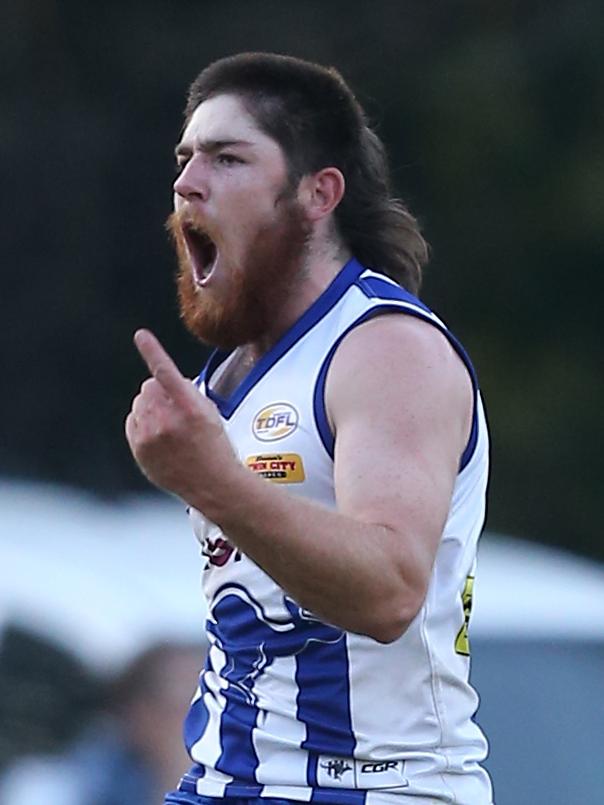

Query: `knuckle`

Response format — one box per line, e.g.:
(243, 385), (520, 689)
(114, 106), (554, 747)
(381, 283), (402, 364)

(142, 415), (177, 443)
(141, 377), (161, 396)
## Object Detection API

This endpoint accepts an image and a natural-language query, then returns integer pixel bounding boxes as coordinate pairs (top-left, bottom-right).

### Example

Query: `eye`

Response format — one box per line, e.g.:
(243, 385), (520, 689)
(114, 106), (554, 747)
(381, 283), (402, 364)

(175, 158), (188, 175)
(216, 153), (244, 167)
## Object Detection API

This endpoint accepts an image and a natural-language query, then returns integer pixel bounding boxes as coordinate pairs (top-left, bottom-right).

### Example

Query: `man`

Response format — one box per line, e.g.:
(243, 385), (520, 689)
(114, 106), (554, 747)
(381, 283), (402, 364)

(126, 53), (493, 805)
(0, 641), (202, 805)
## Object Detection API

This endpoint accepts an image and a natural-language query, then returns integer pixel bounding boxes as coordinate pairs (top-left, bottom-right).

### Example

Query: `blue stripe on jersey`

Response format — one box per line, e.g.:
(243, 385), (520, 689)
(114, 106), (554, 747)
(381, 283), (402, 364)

(178, 764), (205, 794)
(170, 782), (367, 803)
(307, 753), (319, 787)
(219, 708), (261, 791)
(202, 258), (366, 419)
(205, 584), (344, 790)
(183, 695), (210, 754)
(310, 790), (366, 804)
(208, 591), (264, 786)
(355, 274), (433, 314)
(313, 289), (480, 471)
(167, 796), (364, 805)
(164, 794), (202, 804)
(296, 635), (356, 773)
(168, 796), (274, 805)
(223, 782), (264, 798)
(183, 650), (215, 754)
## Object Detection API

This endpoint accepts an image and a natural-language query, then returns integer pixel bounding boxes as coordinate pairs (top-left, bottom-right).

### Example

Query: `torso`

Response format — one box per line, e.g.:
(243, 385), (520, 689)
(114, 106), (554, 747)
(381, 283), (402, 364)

(178, 258), (493, 804)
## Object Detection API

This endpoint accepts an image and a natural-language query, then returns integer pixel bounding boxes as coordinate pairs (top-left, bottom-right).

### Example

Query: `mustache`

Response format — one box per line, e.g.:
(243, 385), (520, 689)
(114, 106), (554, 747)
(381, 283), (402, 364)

(165, 209), (218, 244)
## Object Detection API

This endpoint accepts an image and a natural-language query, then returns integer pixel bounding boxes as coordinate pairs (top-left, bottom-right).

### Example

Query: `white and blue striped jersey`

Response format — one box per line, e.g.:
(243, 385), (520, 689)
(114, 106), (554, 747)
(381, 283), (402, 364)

(178, 258), (493, 804)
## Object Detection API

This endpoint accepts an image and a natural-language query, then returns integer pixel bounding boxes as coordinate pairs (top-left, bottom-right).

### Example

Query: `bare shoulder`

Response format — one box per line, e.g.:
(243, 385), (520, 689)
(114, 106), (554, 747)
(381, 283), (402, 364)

(329, 313), (467, 382)
(325, 313), (473, 452)
(325, 313), (475, 612)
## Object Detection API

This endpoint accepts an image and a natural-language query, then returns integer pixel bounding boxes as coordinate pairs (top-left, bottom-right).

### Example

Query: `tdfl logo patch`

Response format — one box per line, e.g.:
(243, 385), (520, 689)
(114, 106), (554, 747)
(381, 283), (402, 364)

(252, 402), (299, 442)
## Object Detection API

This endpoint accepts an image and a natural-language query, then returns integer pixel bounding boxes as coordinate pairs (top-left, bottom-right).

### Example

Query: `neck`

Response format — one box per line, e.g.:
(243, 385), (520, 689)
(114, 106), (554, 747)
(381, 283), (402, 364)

(246, 239), (351, 360)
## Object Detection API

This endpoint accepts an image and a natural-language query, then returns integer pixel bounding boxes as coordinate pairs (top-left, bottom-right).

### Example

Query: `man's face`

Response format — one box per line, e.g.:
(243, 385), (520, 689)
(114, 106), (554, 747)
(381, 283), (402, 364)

(168, 94), (311, 350)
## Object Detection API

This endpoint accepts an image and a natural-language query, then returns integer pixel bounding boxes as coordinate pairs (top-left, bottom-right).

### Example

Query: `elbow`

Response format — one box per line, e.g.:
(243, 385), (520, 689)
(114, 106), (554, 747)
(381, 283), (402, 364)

(365, 615), (413, 645)
(362, 595), (425, 644)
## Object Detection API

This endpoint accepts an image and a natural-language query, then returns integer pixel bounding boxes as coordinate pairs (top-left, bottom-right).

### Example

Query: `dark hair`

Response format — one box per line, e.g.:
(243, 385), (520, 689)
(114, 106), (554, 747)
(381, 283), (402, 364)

(185, 53), (428, 295)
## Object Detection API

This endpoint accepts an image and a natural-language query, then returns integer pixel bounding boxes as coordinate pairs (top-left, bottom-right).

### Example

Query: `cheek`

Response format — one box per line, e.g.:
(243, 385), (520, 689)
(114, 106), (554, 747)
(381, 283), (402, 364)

(230, 191), (281, 238)
(231, 173), (281, 211)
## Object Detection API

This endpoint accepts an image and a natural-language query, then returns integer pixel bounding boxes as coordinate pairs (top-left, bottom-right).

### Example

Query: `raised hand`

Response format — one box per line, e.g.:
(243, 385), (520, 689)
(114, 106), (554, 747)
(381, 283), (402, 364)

(125, 329), (239, 507)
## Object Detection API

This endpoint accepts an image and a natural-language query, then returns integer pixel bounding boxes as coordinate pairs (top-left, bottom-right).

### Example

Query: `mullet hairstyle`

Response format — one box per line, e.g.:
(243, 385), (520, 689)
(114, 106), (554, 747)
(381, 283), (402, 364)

(185, 53), (428, 295)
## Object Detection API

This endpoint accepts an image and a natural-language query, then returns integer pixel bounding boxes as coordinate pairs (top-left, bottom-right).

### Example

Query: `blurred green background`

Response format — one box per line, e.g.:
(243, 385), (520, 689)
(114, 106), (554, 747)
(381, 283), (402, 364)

(2, 0), (603, 559)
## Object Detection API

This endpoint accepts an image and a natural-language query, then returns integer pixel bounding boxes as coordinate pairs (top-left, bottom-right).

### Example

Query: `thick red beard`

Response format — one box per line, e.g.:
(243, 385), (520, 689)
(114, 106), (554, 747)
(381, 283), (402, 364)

(167, 199), (311, 350)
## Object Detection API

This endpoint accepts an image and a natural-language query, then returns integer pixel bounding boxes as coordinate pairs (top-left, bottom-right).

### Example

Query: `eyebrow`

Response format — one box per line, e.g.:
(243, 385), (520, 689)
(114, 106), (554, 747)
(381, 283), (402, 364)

(174, 139), (254, 158)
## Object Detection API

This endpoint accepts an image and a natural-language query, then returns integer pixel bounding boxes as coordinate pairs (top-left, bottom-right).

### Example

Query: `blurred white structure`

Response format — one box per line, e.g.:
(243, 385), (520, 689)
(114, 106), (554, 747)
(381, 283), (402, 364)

(1, 478), (604, 805)
(2, 478), (604, 671)
(0, 480), (207, 672)
(472, 529), (604, 640)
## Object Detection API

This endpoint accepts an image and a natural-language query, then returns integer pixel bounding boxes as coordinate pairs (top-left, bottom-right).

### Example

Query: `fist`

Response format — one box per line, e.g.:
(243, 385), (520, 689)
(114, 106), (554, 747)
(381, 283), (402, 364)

(125, 329), (238, 508)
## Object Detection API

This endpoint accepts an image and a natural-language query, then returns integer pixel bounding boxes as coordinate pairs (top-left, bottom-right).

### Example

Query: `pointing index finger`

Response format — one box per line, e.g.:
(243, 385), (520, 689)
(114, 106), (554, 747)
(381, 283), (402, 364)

(134, 329), (193, 403)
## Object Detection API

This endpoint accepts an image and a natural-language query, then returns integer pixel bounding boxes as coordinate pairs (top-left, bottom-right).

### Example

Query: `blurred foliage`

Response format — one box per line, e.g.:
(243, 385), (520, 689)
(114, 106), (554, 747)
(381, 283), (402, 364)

(1, 0), (603, 559)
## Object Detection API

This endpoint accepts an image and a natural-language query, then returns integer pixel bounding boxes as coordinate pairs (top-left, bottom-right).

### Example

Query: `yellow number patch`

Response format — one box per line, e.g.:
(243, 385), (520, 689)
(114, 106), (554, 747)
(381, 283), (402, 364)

(455, 575), (475, 656)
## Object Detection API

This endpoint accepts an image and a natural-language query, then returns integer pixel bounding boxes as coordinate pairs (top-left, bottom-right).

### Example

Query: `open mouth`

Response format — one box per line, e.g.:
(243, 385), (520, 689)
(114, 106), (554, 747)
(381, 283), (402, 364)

(182, 224), (218, 286)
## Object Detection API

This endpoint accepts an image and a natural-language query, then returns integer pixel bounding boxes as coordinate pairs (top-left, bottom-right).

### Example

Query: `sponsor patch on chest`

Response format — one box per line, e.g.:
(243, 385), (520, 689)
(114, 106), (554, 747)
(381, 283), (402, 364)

(245, 453), (305, 483)
(252, 402), (299, 441)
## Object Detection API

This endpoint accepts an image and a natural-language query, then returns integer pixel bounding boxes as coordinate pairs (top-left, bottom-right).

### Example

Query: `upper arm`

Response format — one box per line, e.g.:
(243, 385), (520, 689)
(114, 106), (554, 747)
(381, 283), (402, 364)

(325, 313), (474, 611)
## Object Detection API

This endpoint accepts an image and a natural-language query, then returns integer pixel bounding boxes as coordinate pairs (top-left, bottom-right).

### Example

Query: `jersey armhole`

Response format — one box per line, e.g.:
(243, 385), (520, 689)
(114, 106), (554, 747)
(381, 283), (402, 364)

(312, 304), (479, 471)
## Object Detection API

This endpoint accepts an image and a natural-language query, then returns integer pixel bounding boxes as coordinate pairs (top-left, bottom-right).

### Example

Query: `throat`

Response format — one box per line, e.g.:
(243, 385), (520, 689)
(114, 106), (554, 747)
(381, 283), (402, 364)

(208, 347), (259, 399)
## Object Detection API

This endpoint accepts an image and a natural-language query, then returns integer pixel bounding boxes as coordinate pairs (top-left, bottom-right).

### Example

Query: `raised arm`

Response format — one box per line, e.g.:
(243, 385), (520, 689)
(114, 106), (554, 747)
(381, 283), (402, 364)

(126, 317), (473, 641)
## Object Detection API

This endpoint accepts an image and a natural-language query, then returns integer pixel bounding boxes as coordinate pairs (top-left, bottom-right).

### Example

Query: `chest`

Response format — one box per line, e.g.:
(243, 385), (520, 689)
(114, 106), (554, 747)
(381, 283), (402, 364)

(208, 347), (258, 399)
(221, 364), (333, 500)
(192, 357), (337, 600)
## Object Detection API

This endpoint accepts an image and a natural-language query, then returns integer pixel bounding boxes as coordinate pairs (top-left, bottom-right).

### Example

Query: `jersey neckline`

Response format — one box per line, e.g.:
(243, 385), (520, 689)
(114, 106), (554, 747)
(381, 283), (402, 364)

(203, 257), (365, 419)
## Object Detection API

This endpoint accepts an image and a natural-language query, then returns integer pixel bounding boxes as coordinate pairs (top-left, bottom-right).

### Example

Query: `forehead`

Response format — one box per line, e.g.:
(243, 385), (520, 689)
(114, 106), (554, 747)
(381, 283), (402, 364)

(179, 93), (280, 155)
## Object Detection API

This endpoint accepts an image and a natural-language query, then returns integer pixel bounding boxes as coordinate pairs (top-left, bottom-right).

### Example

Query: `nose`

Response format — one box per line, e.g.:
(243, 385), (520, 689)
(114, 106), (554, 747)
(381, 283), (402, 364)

(173, 155), (209, 203)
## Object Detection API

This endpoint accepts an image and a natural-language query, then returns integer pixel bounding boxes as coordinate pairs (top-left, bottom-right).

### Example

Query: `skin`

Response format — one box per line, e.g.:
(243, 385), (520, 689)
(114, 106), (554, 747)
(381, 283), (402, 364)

(171, 94), (349, 355)
(126, 94), (473, 643)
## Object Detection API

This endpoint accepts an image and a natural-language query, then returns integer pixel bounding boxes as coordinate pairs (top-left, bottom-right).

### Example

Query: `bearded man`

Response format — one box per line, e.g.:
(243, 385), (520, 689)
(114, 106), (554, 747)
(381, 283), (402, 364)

(126, 53), (494, 805)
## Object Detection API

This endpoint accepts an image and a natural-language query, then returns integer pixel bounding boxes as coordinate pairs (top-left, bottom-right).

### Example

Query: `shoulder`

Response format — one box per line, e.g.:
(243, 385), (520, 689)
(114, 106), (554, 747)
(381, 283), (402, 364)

(332, 311), (463, 371)
(325, 313), (473, 445)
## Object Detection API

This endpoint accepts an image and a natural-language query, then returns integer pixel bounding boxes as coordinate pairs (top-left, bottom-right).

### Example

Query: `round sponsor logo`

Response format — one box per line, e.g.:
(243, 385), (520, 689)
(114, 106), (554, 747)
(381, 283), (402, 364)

(252, 402), (299, 442)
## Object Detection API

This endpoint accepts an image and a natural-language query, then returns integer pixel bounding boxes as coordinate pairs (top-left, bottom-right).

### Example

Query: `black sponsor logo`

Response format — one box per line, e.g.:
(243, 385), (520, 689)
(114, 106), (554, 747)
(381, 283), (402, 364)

(360, 761), (398, 774)
(320, 759), (352, 780)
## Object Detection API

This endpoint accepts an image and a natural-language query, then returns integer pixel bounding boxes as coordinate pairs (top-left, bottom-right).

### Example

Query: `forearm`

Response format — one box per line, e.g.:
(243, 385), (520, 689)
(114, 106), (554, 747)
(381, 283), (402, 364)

(127, 328), (457, 643)
(189, 465), (421, 642)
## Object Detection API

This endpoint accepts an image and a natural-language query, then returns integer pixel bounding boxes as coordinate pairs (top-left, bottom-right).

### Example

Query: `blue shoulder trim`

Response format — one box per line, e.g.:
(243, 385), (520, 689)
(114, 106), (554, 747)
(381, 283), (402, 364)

(355, 274), (433, 314)
(204, 258), (365, 419)
(194, 362), (210, 389)
(313, 289), (480, 472)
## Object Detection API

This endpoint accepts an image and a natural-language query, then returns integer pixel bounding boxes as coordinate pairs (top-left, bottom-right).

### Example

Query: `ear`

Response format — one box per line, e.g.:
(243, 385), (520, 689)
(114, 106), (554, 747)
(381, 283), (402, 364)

(297, 167), (346, 222)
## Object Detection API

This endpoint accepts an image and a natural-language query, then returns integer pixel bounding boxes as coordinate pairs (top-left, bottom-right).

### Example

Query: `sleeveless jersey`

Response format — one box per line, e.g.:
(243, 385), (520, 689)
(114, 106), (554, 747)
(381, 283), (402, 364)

(178, 258), (493, 804)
